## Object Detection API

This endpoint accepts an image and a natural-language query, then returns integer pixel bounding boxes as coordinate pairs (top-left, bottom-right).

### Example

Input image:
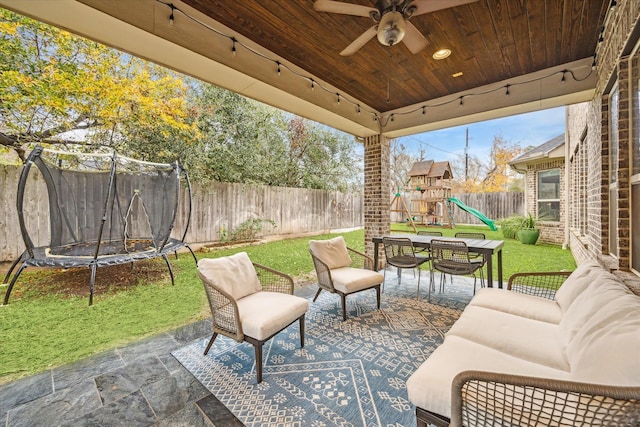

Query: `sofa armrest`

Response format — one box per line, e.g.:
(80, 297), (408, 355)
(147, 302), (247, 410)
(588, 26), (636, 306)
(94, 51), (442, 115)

(507, 271), (572, 300)
(347, 246), (374, 270)
(450, 370), (640, 427)
(253, 262), (294, 294)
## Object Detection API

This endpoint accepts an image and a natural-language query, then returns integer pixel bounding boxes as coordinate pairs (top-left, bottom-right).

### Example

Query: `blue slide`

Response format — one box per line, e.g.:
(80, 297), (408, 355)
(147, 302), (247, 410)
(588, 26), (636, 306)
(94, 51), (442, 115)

(448, 197), (498, 231)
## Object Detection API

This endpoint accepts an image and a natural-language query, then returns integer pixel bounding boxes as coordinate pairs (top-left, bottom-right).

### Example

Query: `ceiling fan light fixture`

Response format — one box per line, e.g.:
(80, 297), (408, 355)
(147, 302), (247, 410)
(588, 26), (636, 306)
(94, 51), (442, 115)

(433, 48), (452, 60)
(377, 11), (406, 46)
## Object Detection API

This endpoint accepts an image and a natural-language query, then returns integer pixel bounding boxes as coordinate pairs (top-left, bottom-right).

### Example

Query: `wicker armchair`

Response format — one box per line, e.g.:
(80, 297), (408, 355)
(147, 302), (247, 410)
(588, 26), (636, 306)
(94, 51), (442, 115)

(198, 252), (309, 383)
(508, 270), (573, 299)
(309, 236), (383, 320)
(450, 370), (640, 427)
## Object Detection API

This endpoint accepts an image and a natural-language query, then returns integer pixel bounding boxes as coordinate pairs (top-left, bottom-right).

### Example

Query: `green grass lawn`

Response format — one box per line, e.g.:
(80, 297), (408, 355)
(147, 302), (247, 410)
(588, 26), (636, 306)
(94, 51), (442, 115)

(0, 226), (575, 384)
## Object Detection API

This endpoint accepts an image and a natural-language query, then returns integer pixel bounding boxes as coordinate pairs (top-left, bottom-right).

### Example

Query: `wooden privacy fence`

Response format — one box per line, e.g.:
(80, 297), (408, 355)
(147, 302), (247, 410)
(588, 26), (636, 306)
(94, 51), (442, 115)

(1, 163), (523, 263)
(0, 164), (363, 263)
(391, 191), (524, 226)
(449, 192), (524, 225)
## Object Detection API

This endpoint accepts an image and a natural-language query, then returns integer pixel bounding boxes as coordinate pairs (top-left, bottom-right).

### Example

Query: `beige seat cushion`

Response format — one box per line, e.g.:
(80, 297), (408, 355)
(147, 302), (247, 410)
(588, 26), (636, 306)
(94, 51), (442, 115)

(236, 292), (309, 341)
(406, 335), (571, 419)
(198, 252), (261, 300)
(446, 305), (569, 371)
(469, 288), (562, 324)
(329, 267), (383, 294)
(309, 236), (352, 269)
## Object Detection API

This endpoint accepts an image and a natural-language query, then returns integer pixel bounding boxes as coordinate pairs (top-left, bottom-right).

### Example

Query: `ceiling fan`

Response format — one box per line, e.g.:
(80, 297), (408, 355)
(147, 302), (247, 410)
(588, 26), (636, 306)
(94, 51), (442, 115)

(313, 0), (478, 56)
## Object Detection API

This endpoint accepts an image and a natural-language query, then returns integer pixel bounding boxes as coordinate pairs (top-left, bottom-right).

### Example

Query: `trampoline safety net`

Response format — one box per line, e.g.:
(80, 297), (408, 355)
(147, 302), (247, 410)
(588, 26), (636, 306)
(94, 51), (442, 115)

(3, 146), (197, 305)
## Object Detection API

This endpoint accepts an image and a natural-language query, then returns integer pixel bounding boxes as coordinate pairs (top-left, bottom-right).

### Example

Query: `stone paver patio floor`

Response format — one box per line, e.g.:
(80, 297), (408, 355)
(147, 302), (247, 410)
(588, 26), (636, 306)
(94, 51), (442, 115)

(0, 274), (478, 426)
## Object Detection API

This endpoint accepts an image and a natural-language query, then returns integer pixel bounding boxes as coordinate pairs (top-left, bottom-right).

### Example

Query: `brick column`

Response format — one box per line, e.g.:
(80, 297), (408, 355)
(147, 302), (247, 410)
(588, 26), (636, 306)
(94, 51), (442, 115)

(363, 134), (390, 269)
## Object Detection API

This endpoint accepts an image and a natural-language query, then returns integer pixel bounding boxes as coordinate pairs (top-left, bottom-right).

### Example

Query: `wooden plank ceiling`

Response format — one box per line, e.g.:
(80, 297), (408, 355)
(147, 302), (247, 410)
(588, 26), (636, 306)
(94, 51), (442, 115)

(181, 0), (608, 113)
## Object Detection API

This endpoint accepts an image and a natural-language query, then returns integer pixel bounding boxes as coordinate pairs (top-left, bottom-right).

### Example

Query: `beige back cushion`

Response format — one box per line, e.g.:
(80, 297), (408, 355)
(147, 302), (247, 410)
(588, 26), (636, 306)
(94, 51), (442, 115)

(309, 236), (352, 269)
(198, 252), (261, 300)
(558, 273), (631, 346)
(568, 293), (640, 385)
(554, 260), (604, 312)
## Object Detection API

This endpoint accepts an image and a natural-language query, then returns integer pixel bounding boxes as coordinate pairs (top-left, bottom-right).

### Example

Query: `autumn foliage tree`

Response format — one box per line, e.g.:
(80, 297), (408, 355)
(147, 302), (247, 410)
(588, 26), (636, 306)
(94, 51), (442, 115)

(0, 9), (196, 162)
(0, 9), (361, 190)
(450, 135), (523, 193)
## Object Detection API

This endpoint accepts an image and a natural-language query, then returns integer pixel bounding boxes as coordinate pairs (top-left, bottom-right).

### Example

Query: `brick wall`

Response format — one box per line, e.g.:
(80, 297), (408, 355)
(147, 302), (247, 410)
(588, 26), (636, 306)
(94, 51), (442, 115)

(363, 134), (390, 268)
(566, 0), (640, 286)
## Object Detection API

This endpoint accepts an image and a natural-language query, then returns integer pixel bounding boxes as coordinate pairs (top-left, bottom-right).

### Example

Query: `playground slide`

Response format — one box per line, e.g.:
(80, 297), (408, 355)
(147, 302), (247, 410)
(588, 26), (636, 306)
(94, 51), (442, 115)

(448, 197), (498, 231)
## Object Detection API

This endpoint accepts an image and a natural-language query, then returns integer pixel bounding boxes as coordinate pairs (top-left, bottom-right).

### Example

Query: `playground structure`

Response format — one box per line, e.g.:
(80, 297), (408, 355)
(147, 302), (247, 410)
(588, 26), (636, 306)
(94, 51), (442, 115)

(390, 160), (497, 232)
(390, 160), (454, 231)
(2, 146), (197, 305)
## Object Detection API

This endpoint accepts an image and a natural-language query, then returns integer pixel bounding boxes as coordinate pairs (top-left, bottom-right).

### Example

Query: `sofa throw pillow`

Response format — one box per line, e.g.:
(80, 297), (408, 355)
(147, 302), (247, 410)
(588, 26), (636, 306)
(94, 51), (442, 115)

(309, 236), (352, 269)
(198, 252), (261, 300)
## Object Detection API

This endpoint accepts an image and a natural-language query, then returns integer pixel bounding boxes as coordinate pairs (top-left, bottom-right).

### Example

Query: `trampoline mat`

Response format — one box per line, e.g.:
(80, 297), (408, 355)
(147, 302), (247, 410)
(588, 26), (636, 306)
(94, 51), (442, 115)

(47, 239), (157, 257)
(21, 239), (187, 269)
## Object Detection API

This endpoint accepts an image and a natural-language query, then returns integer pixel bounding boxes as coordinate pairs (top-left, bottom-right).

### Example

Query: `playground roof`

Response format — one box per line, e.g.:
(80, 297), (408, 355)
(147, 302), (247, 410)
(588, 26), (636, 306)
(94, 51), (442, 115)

(408, 160), (453, 179)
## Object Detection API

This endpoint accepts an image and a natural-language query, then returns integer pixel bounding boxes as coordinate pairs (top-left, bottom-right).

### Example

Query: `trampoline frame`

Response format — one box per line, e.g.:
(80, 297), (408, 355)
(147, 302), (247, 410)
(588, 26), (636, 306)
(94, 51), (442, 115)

(3, 146), (197, 305)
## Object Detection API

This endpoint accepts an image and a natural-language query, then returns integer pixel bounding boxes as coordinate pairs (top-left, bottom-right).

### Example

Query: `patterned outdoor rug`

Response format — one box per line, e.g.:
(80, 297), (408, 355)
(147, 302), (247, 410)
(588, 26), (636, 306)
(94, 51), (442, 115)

(172, 276), (474, 426)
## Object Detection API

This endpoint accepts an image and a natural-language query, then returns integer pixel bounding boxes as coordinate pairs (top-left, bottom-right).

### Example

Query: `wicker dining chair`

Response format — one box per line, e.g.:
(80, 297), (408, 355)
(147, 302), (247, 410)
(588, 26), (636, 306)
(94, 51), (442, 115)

(430, 239), (484, 299)
(454, 232), (486, 273)
(382, 236), (431, 298)
(198, 252), (309, 383)
(417, 230), (443, 237)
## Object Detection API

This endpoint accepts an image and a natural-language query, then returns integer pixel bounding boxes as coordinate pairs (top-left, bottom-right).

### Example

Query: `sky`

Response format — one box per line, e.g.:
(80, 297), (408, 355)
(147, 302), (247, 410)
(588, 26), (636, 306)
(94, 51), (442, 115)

(396, 106), (566, 163)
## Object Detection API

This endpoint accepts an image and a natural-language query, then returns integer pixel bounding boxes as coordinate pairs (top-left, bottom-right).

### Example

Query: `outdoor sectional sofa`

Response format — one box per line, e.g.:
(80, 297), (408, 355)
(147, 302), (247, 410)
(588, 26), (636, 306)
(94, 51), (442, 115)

(407, 260), (640, 426)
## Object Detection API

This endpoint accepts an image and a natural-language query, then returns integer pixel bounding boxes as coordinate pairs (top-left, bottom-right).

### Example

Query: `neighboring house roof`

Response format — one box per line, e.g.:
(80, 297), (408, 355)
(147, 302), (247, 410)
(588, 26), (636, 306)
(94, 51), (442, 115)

(510, 133), (565, 171)
(408, 160), (453, 179)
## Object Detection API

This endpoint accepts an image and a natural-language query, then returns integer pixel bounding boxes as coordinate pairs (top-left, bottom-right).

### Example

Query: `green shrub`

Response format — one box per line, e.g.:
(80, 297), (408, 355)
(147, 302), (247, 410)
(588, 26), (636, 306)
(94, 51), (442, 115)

(227, 218), (276, 241)
(499, 215), (527, 239)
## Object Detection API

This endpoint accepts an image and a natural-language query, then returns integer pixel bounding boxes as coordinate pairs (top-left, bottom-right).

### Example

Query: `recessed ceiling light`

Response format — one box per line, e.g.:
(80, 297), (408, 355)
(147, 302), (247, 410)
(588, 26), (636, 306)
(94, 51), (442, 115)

(452, 72), (463, 78)
(432, 48), (452, 60)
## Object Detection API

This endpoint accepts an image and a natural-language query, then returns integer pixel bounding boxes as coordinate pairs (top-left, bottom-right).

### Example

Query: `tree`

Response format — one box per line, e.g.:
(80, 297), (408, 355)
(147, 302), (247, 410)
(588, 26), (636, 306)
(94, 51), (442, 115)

(390, 140), (417, 192)
(0, 9), (196, 161)
(480, 135), (523, 192)
(450, 135), (523, 193)
(0, 9), (362, 191)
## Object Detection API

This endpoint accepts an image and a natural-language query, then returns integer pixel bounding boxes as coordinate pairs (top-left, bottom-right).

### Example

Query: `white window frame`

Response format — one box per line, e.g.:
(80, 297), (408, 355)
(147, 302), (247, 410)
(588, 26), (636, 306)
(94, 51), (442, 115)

(537, 168), (561, 222)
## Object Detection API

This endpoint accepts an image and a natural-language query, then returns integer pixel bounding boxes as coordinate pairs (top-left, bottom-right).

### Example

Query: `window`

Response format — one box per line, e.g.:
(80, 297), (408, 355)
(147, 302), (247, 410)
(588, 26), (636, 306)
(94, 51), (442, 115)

(570, 130), (588, 236)
(537, 168), (560, 221)
(609, 84), (619, 258)
(632, 54), (640, 273)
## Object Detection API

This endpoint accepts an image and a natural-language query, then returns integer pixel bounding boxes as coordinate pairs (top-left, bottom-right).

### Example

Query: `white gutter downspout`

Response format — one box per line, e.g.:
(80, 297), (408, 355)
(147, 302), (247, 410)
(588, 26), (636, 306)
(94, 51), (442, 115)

(563, 110), (570, 250)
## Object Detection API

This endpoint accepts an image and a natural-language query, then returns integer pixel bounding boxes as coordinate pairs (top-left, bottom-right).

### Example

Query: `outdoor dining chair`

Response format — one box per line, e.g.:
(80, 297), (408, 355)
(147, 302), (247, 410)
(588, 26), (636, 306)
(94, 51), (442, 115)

(309, 236), (383, 321)
(382, 236), (431, 298)
(197, 252), (309, 383)
(454, 231), (487, 263)
(429, 239), (485, 300)
(417, 230), (443, 237)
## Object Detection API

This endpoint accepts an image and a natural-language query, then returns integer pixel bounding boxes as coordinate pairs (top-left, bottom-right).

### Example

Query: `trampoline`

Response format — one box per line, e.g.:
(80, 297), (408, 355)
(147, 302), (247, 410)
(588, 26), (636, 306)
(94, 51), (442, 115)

(3, 146), (197, 305)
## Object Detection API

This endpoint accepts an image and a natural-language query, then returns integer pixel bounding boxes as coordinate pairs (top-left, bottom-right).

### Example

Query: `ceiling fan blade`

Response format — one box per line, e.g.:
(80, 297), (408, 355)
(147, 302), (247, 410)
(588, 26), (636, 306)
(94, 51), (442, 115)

(408, 0), (478, 16)
(313, 0), (376, 18)
(340, 26), (377, 56)
(402, 21), (428, 54)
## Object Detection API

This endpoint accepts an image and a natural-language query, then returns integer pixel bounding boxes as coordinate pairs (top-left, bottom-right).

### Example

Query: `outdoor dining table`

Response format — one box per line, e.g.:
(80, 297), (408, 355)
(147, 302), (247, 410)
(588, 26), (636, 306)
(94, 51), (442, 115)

(372, 234), (506, 288)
